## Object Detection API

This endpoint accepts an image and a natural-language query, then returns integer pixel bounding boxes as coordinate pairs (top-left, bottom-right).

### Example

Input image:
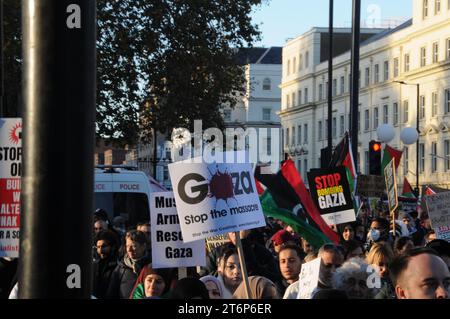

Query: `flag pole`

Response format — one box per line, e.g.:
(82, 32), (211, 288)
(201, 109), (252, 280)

(235, 231), (252, 299)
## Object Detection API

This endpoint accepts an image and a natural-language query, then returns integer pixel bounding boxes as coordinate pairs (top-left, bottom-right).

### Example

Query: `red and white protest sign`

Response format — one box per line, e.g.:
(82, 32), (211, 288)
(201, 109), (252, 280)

(0, 118), (22, 257)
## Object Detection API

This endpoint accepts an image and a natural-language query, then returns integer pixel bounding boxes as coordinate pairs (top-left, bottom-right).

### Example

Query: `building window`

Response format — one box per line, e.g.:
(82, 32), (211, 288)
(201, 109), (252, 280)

(292, 127), (296, 145)
(299, 54), (303, 70)
(432, 92), (438, 117)
(297, 159), (302, 174)
(445, 140), (450, 171)
(304, 124), (308, 144)
(383, 104), (389, 124)
(326, 82), (329, 99)
(298, 125), (302, 145)
(318, 84), (323, 100)
(285, 128), (289, 147)
(266, 137), (272, 155)
(293, 57), (297, 74)
(419, 143), (425, 173)
(364, 110), (370, 131)
(298, 90), (302, 105)
(404, 53), (410, 72)
(303, 159), (308, 179)
(423, 0), (429, 18)
(163, 166), (169, 181)
(365, 151), (369, 174)
(287, 59), (291, 76)
(262, 108), (271, 121)
(358, 70), (361, 89)
(340, 76), (345, 94)
(420, 47), (427, 67)
(305, 51), (309, 68)
(403, 100), (409, 122)
(447, 38), (450, 60)
(435, 0), (441, 14)
(223, 109), (232, 121)
(374, 64), (379, 83)
(433, 42), (439, 63)
(340, 115), (345, 136)
(365, 67), (370, 86)
(286, 94), (290, 108)
(358, 111), (361, 133)
(292, 92), (296, 107)
(262, 78), (271, 90)
(394, 58), (399, 77)
(318, 121), (323, 141)
(333, 79), (337, 97)
(393, 102), (399, 125)
(432, 142), (437, 173)
(445, 89), (450, 113)
(420, 95), (426, 119)
(304, 88), (308, 104)
(332, 117), (337, 138)
(404, 147), (409, 176)
(384, 61), (389, 81)
(374, 107), (379, 129)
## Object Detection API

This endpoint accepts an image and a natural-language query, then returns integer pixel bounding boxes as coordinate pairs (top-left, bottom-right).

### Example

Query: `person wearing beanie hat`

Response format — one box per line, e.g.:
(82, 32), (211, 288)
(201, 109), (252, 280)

(130, 264), (176, 299)
(271, 230), (296, 254)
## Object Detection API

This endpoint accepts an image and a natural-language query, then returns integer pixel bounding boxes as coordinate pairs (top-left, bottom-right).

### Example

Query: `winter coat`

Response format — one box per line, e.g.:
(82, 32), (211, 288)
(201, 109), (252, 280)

(92, 255), (118, 299)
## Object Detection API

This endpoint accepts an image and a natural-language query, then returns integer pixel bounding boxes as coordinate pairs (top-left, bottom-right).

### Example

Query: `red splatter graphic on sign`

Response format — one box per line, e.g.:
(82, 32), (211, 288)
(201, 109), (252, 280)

(9, 122), (22, 145)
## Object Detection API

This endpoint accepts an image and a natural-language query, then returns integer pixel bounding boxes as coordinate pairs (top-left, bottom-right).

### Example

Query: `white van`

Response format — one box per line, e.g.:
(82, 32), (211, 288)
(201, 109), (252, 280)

(94, 165), (166, 227)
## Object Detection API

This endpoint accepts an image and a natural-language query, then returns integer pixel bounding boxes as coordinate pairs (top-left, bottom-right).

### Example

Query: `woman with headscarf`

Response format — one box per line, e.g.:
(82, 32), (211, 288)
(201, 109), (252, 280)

(129, 264), (176, 299)
(232, 276), (280, 299)
(200, 275), (225, 299)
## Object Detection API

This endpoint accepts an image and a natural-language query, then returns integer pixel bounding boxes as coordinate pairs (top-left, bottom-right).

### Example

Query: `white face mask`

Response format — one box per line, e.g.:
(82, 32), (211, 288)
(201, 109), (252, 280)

(369, 229), (380, 242)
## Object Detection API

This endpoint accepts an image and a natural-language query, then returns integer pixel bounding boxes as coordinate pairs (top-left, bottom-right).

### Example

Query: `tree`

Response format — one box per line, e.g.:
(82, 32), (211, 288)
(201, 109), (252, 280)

(2, 1), (265, 144)
(97, 0), (264, 144)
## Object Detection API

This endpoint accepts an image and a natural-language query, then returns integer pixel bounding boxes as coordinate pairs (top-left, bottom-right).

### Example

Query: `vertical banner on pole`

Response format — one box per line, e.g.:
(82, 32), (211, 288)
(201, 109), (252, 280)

(0, 118), (21, 257)
(384, 159), (398, 236)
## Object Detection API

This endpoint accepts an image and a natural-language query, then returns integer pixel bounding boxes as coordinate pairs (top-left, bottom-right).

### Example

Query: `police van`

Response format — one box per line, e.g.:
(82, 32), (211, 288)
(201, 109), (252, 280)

(94, 165), (166, 227)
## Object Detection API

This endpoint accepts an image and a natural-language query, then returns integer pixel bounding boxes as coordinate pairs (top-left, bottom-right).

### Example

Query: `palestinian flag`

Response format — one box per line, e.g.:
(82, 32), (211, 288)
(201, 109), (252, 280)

(425, 186), (436, 196)
(401, 177), (416, 198)
(255, 160), (340, 244)
(260, 191), (331, 249)
(329, 132), (356, 193)
(381, 145), (403, 177)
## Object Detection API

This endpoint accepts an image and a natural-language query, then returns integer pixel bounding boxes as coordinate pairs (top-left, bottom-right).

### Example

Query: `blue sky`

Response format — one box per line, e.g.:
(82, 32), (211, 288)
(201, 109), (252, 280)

(251, 0), (412, 47)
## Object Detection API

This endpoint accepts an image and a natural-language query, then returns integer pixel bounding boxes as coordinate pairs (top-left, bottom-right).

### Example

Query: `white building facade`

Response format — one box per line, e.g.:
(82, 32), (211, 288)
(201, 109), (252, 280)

(279, 0), (450, 189)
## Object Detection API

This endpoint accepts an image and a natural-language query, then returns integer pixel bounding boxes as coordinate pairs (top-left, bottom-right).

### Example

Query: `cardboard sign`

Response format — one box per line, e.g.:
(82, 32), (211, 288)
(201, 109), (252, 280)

(356, 175), (386, 198)
(307, 167), (355, 225)
(0, 118), (22, 257)
(206, 234), (231, 254)
(168, 152), (266, 242)
(297, 257), (321, 299)
(425, 191), (450, 242)
(384, 159), (398, 214)
(150, 192), (206, 268)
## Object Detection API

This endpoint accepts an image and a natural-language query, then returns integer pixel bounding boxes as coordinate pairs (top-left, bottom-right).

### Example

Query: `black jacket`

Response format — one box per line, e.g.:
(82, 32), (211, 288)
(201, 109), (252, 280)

(0, 258), (18, 299)
(93, 255), (118, 299)
(105, 255), (151, 299)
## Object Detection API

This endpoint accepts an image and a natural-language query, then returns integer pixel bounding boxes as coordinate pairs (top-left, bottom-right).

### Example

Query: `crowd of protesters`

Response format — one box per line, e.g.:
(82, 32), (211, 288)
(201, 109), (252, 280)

(1, 203), (449, 299)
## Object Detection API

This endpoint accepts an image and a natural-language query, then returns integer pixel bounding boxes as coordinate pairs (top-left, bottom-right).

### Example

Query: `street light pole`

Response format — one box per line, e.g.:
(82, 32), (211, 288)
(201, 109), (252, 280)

(416, 83), (420, 196)
(327, 0), (333, 163)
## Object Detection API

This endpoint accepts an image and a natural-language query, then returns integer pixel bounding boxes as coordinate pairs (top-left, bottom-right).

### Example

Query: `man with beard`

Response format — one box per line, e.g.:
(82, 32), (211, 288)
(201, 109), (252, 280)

(92, 230), (119, 298)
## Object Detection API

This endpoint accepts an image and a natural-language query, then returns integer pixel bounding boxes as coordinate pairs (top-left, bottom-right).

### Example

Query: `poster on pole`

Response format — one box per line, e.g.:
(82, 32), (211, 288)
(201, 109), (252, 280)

(168, 152), (266, 243)
(297, 257), (321, 299)
(424, 191), (450, 242)
(307, 167), (355, 225)
(150, 192), (206, 268)
(384, 159), (398, 215)
(0, 118), (22, 257)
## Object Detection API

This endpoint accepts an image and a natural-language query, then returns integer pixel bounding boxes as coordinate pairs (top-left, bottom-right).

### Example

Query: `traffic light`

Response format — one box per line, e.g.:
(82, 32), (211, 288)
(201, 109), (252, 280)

(369, 140), (382, 175)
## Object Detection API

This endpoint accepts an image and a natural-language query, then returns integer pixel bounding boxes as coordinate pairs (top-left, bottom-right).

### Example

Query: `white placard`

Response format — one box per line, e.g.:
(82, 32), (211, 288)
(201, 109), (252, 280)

(425, 191), (450, 242)
(168, 152), (266, 242)
(0, 118), (22, 257)
(150, 192), (206, 268)
(297, 257), (321, 299)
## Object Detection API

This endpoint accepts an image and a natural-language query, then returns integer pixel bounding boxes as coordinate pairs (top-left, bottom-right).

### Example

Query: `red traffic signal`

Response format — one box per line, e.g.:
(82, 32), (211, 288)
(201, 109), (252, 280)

(369, 140), (382, 175)
(371, 141), (381, 152)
